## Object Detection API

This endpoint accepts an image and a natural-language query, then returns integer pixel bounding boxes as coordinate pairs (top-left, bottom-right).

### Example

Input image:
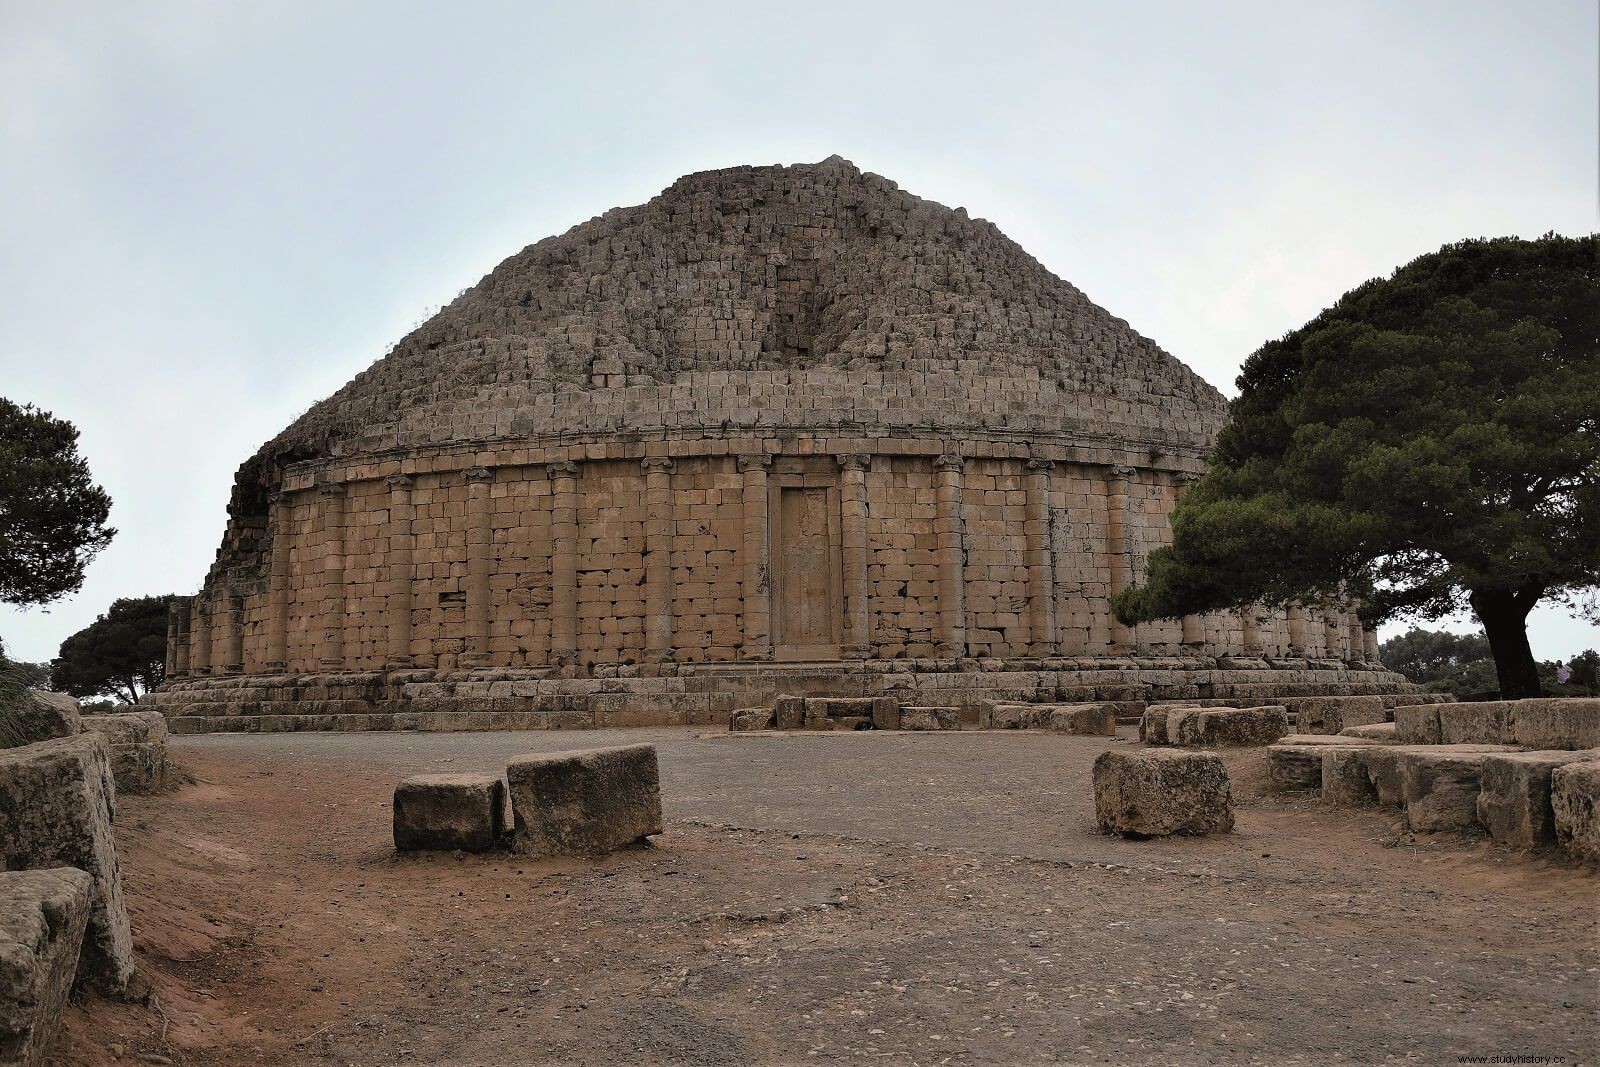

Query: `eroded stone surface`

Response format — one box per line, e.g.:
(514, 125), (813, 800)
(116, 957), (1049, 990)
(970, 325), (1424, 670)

(1092, 749), (1233, 836)
(1551, 760), (1600, 863)
(898, 707), (959, 731)
(1171, 706), (1290, 747)
(79, 712), (169, 794)
(1294, 695), (1387, 735)
(0, 867), (93, 1067)
(728, 708), (774, 732)
(507, 744), (663, 857)
(1401, 748), (1509, 833)
(1322, 749), (1378, 807)
(1339, 722), (1398, 742)
(0, 735), (133, 993)
(0, 692), (79, 751)
(393, 773), (506, 852)
(1477, 751), (1599, 850)
(1266, 738), (1376, 791)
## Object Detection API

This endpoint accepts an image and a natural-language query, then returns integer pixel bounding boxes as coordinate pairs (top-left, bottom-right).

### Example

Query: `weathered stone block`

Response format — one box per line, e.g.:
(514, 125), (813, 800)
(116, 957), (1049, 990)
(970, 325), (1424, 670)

(1035, 703), (1117, 736)
(1438, 702), (1513, 745)
(1550, 760), (1600, 863)
(870, 697), (900, 731)
(0, 692), (79, 751)
(1477, 751), (1599, 850)
(393, 773), (505, 852)
(898, 706), (958, 731)
(1392, 704), (1442, 744)
(0, 868), (93, 1067)
(1322, 749), (1378, 806)
(1172, 706), (1289, 747)
(1401, 748), (1497, 833)
(1338, 722), (1398, 742)
(507, 744), (662, 857)
(0, 735), (133, 993)
(728, 707), (774, 732)
(1267, 738), (1374, 791)
(771, 695), (805, 731)
(1510, 699), (1600, 750)
(1294, 695), (1386, 735)
(986, 702), (1034, 730)
(1092, 749), (1233, 837)
(79, 712), (169, 794)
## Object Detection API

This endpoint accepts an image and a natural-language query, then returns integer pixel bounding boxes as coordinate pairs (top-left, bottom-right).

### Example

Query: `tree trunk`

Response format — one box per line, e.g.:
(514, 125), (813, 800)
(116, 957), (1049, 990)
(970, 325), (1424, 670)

(1469, 587), (1543, 699)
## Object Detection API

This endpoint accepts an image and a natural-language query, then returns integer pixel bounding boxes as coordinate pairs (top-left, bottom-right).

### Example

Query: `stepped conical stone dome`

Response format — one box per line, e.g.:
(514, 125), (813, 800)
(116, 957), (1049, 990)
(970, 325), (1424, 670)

(151, 158), (1416, 734)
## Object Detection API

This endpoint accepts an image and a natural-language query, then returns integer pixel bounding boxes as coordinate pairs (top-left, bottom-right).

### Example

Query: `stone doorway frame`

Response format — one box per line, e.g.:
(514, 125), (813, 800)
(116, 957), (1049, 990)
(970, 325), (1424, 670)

(767, 459), (844, 660)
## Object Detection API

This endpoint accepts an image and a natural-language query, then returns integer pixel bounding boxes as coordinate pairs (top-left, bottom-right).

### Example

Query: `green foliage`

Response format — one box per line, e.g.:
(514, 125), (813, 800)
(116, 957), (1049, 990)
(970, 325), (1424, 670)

(1379, 627), (1491, 684)
(1115, 235), (1600, 697)
(51, 595), (173, 704)
(0, 398), (115, 606)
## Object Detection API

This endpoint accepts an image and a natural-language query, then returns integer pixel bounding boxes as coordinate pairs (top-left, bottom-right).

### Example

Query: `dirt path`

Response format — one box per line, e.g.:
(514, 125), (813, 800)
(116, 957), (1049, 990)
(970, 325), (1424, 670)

(49, 729), (1598, 1066)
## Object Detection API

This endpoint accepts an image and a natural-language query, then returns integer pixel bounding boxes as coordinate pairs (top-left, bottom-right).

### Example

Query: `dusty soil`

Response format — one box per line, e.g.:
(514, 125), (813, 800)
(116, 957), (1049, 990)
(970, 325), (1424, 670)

(49, 728), (1597, 1066)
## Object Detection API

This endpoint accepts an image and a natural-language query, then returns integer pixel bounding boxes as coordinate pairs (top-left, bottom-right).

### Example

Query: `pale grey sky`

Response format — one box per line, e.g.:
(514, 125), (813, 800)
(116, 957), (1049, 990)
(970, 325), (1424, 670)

(1, 0), (1596, 663)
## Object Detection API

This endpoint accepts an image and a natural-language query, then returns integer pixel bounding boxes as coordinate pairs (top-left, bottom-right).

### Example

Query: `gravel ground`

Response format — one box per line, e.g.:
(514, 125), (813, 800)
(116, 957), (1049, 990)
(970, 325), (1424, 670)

(53, 727), (1598, 1067)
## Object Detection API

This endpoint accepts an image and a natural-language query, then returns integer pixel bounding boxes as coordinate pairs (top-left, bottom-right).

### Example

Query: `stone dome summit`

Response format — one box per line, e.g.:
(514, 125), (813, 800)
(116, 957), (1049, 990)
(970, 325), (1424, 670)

(150, 157), (1412, 731)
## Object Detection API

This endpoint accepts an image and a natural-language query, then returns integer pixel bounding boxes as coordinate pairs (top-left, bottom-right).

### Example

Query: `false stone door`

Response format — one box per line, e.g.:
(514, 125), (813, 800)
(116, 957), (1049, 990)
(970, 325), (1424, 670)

(770, 476), (843, 660)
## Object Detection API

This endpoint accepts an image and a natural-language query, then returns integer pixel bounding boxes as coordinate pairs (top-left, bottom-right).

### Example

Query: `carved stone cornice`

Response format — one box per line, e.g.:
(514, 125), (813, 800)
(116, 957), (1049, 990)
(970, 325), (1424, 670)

(316, 481), (346, 497)
(1108, 464), (1138, 479)
(462, 466), (493, 484)
(736, 454), (773, 473)
(546, 460), (579, 479)
(1025, 458), (1056, 473)
(384, 474), (414, 490)
(640, 457), (675, 475)
(837, 453), (872, 472)
(934, 454), (964, 472)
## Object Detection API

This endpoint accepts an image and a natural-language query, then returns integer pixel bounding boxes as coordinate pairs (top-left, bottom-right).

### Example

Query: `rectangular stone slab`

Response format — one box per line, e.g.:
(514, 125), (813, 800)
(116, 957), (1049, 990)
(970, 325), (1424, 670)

(1338, 722), (1399, 742)
(0, 867), (93, 1067)
(898, 706), (958, 731)
(1321, 749), (1380, 806)
(0, 691), (79, 751)
(393, 773), (505, 852)
(1551, 759), (1600, 863)
(507, 744), (663, 857)
(80, 712), (170, 795)
(0, 734), (133, 993)
(1401, 749), (1500, 833)
(1293, 695), (1387, 735)
(1035, 703), (1117, 736)
(1172, 706), (1290, 747)
(1477, 751), (1600, 850)
(1510, 699), (1600, 750)
(1093, 749), (1233, 837)
(1392, 704), (1442, 744)
(1437, 702), (1513, 745)
(1267, 740), (1374, 791)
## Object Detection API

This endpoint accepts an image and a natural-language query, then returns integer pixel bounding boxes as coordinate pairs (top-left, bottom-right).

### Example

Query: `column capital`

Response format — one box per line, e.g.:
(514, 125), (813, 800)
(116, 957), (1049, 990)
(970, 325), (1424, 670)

(1108, 464), (1138, 479)
(736, 453), (772, 473)
(641, 457), (675, 475)
(384, 473), (414, 490)
(934, 454), (964, 472)
(837, 453), (872, 472)
(1024, 458), (1055, 473)
(316, 480), (346, 497)
(267, 488), (289, 506)
(462, 466), (493, 484)
(1175, 470), (1203, 485)
(547, 460), (579, 479)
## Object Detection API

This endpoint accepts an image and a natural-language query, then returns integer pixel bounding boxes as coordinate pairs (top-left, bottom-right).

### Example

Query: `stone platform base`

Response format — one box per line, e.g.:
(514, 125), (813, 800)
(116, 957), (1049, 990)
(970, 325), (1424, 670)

(145, 658), (1430, 735)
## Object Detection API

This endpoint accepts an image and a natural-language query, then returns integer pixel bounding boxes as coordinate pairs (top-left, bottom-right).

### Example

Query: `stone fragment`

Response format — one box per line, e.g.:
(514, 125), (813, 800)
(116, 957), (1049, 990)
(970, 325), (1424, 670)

(727, 707), (774, 732)
(1477, 751), (1600, 850)
(1550, 760), (1600, 863)
(1338, 722), (1398, 742)
(1266, 738), (1375, 790)
(0, 867), (93, 1067)
(771, 695), (805, 731)
(0, 735), (133, 993)
(898, 706), (958, 731)
(1031, 703), (1117, 735)
(870, 697), (900, 731)
(1092, 749), (1233, 837)
(1401, 748), (1500, 833)
(506, 744), (662, 857)
(1294, 695), (1387, 735)
(1360, 746), (1410, 807)
(1172, 705), (1290, 747)
(78, 711), (169, 794)
(1321, 749), (1378, 806)
(1510, 698), (1600, 750)
(986, 702), (1035, 730)
(1393, 704), (1443, 744)
(393, 773), (505, 852)
(0, 692), (79, 751)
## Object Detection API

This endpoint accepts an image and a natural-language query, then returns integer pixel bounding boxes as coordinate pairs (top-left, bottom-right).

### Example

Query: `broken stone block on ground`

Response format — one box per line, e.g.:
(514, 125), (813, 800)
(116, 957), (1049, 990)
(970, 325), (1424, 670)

(393, 773), (506, 852)
(1293, 695), (1387, 735)
(1393, 704), (1443, 744)
(1171, 705), (1290, 747)
(1477, 751), (1600, 850)
(1338, 722), (1398, 742)
(1511, 699), (1600, 750)
(727, 707), (774, 732)
(1550, 759), (1600, 863)
(0, 734), (133, 993)
(0, 691), (80, 751)
(78, 711), (168, 794)
(1093, 749), (1233, 837)
(0, 867), (93, 1067)
(1034, 703), (1117, 736)
(1400, 747), (1508, 833)
(1266, 736), (1379, 791)
(1322, 749), (1379, 807)
(898, 706), (958, 731)
(506, 744), (663, 858)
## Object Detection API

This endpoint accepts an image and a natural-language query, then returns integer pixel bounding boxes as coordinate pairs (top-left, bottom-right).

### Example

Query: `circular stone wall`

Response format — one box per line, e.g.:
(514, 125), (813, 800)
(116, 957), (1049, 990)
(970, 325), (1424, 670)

(150, 158), (1416, 732)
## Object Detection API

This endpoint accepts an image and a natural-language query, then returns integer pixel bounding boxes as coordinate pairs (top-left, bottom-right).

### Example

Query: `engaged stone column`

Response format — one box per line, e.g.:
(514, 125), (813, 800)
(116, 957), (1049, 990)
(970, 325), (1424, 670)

(548, 461), (580, 666)
(1240, 604), (1264, 656)
(384, 474), (415, 669)
(263, 491), (292, 672)
(166, 596), (191, 678)
(1173, 472), (1203, 649)
(738, 455), (772, 661)
(839, 454), (872, 659)
(1321, 607), (1345, 660)
(463, 467), (494, 668)
(1285, 602), (1309, 657)
(188, 597), (211, 676)
(642, 458), (676, 662)
(316, 482), (347, 670)
(1363, 626), (1379, 662)
(933, 454), (967, 659)
(1105, 465), (1137, 653)
(220, 593), (244, 674)
(1024, 459), (1059, 656)
(1346, 600), (1366, 664)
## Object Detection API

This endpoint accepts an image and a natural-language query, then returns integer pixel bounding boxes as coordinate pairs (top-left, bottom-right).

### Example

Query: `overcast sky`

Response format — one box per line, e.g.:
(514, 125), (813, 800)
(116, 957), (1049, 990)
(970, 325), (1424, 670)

(1, 1), (1596, 663)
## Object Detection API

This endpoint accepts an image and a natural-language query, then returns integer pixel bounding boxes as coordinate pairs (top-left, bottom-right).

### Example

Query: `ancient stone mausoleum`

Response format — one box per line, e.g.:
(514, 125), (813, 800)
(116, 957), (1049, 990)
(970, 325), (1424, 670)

(150, 157), (1413, 732)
